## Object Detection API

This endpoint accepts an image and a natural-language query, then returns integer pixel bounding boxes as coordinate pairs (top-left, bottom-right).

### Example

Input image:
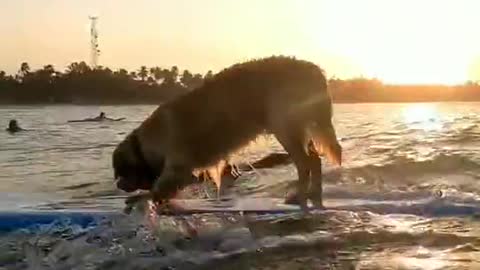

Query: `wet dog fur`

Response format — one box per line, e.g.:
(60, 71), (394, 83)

(113, 56), (342, 209)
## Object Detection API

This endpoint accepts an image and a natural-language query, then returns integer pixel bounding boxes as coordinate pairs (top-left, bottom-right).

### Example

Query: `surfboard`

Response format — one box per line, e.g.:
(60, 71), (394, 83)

(0, 199), (309, 233)
(152, 197), (319, 215)
(0, 211), (118, 233)
(67, 117), (125, 123)
(146, 196), (480, 217)
(2, 197), (480, 233)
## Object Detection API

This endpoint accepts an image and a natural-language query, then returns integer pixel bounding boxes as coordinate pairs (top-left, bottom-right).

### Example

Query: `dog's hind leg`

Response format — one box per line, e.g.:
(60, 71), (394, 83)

(306, 141), (324, 208)
(272, 124), (312, 211)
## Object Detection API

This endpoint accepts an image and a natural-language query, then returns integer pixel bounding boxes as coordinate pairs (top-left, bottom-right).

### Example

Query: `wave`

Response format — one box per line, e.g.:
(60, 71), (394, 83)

(334, 152), (480, 184)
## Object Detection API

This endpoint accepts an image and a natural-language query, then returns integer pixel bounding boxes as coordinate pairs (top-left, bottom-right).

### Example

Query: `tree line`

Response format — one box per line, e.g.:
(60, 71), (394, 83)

(1, 62), (480, 104)
(0, 62), (212, 104)
(328, 77), (480, 103)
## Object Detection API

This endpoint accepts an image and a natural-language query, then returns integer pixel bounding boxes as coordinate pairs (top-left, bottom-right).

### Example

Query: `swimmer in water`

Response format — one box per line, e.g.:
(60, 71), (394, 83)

(93, 112), (107, 120)
(6, 119), (24, 133)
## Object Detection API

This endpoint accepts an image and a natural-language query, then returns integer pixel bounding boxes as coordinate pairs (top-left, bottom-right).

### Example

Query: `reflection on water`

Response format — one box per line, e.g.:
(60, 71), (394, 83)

(1, 103), (480, 269)
(402, 103), (443, 131)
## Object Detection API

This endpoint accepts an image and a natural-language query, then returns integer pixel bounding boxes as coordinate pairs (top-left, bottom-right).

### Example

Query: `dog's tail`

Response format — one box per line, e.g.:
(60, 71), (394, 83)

(308, 123), (342, 166)
(296, 92), (342, 166)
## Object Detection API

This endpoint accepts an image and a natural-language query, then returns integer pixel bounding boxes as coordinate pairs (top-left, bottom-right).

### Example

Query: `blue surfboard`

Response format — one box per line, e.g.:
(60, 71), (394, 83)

(2, 197), (480, 234)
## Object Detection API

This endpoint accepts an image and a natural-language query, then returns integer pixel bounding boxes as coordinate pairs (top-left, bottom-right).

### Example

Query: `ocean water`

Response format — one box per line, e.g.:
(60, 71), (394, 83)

(1, 103), (480, 269)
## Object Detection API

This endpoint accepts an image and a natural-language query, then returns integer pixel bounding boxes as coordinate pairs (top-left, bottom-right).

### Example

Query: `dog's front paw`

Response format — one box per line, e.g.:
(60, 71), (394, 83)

(284, 191), (301, 205)
(310, 199), (324, 209)
(284, 191), (308, 208)
(308, 188), (324, 209)
(123, 192), (152, 214)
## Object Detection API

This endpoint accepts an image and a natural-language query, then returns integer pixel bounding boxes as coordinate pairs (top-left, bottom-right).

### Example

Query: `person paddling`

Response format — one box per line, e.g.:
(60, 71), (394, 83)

(93, 112), (107, 120)
(68, 112), (125, 122)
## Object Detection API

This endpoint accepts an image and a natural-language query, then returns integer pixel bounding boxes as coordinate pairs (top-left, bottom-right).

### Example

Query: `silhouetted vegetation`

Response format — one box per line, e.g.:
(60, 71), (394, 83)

(0, 62), (209, 104)
(1, 62), (480, 104)
(328, 77), (480, 103)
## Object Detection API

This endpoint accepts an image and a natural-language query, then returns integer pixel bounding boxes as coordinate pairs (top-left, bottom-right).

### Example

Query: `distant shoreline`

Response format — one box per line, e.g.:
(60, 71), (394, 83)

(2, 61), (480, 106)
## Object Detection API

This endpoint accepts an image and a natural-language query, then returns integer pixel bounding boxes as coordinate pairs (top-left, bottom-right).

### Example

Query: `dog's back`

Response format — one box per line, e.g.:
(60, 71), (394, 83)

(140, 56), (333, 167)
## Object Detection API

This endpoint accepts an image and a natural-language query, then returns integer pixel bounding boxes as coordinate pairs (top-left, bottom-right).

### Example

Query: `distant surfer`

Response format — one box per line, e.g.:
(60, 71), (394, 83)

(94, 112), (107, 120)
(92, 112), (120, 121)
(6, 119), (24, 133)
(68, 112), (125, 122)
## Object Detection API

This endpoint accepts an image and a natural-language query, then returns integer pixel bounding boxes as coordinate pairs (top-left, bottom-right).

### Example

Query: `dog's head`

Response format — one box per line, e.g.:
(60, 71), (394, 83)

(112, 131), (163, 192)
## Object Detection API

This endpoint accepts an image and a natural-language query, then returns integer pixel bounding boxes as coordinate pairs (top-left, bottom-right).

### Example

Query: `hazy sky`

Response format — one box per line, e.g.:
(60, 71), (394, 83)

(2, 0), (480, 84)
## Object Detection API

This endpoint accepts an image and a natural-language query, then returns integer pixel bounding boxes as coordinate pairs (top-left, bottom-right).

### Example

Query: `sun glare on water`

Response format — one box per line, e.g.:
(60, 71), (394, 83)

(401, 104), (442, 131)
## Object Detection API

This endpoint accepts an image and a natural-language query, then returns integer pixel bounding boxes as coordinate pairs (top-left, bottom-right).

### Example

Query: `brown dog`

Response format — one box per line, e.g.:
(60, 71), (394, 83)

(113, 56), (342, 210)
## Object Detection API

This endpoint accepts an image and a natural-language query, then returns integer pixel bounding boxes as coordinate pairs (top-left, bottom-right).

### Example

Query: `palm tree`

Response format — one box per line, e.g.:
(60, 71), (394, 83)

(17, 62), (31, 81)
(204, 70), (214, 80)
(20, 62), (30, 75)
(41, 65), (56, 83)
(161, 66), (179, 85)
(190, 73), (204, 89)
(180, 69), (193, 88)
(138, 66), (148, 81)
(115, 68), (129, 78)
(66, 62), (90, 74)
(43, 64), (55, 74)
(129, 71), (137, 80)
(170, 66), (179, 82)
(95, 66), (113, 76)
(150, 67), (164, 82)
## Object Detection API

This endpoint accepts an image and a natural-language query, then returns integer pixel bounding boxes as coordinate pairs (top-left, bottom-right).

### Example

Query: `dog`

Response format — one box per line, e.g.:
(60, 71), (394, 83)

(113, 56), (342, 210)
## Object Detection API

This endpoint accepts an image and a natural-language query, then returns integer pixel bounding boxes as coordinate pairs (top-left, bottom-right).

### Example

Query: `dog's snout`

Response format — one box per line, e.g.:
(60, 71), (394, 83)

(116, 178), (137, 192)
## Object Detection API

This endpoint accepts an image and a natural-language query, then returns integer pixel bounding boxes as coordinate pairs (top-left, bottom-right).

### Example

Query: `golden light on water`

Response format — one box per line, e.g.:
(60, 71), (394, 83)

(402, 104), (442, 131)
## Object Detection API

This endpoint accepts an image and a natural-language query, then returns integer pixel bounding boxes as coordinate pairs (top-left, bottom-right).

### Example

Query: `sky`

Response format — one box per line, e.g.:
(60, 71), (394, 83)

(2, 0), (480, 85)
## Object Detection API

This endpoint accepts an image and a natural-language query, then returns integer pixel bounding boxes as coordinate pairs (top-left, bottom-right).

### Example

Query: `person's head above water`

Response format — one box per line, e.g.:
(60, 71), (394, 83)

(99, 112), (106, 118)
(7, 119), (22, 132)
(9, 119), (18, 128)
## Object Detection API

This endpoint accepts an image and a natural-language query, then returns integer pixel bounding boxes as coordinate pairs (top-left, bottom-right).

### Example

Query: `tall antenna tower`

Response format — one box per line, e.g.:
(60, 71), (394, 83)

(89, 16), (100, 68)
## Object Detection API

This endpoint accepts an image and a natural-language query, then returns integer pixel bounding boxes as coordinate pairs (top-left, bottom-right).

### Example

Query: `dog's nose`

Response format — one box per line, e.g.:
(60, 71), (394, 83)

(116, 179), (136, 192)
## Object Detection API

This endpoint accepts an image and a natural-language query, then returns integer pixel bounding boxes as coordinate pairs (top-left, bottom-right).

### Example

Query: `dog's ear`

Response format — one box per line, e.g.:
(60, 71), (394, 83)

(112, 141), (127, 180)
(113, 130), (163, 192)
(112, 132), (139, 178)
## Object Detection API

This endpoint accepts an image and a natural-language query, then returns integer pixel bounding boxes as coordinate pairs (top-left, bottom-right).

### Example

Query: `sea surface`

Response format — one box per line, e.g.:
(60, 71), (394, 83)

(1, 103), (480, 269)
